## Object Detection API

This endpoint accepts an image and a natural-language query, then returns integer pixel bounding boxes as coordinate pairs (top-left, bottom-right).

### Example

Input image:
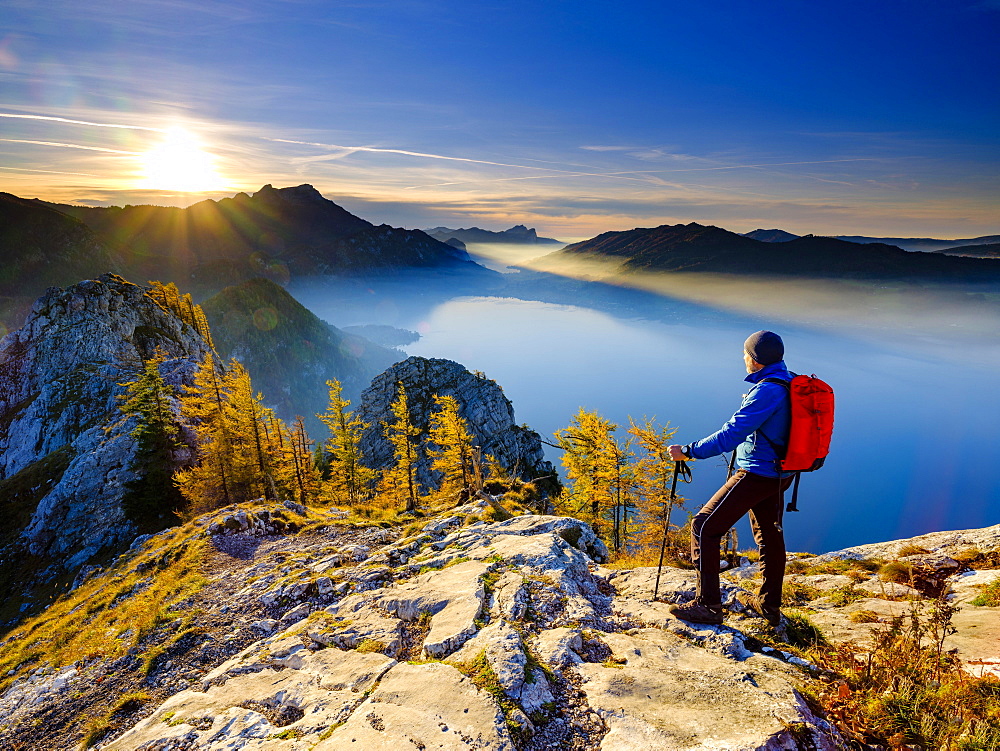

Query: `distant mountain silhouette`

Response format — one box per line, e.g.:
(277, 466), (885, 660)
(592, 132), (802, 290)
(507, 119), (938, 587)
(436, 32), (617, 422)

(741, 227), (1000, 252)
(743, 228), (799, 242)
(834, 234), (1000, 252)
(931, 242), (1000, 259)
(552, 222), (1000, 281)
(426, 224), (561, 245)
(0, 192), (120, 327)
(0, 186), (488, 329)
(49, 185), (480, 288)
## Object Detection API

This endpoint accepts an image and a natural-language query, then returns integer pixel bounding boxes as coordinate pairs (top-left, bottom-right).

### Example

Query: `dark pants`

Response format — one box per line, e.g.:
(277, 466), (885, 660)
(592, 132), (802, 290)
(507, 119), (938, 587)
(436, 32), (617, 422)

(691, 470), (793, 609)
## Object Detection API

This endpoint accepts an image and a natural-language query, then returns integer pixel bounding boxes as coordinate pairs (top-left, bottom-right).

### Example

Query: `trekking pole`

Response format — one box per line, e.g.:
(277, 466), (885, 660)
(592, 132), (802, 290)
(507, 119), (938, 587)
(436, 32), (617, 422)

(653, 458), (692, 601)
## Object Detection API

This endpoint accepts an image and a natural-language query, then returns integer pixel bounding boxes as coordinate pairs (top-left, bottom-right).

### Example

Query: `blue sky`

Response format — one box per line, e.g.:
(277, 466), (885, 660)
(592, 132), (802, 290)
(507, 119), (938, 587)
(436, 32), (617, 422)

(1, 0), (998, 237)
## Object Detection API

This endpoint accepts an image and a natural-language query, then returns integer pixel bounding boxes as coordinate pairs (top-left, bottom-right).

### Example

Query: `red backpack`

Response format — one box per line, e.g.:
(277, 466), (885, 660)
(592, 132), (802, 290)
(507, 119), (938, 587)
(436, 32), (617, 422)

(763, 374), (835, 511)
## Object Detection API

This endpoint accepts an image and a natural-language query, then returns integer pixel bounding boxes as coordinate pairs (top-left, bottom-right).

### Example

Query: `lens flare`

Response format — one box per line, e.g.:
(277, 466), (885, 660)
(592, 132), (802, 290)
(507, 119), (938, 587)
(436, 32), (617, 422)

(139, 127), (226, 192)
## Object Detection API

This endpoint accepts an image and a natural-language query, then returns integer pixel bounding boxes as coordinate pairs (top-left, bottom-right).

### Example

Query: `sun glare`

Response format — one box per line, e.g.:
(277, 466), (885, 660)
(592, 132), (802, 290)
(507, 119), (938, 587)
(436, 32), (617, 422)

(139, 127), (227, 192)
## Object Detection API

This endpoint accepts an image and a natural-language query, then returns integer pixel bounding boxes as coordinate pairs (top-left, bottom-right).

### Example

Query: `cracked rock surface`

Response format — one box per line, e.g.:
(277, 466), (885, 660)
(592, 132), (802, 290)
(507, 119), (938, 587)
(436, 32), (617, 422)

(0, 496), (854, 750)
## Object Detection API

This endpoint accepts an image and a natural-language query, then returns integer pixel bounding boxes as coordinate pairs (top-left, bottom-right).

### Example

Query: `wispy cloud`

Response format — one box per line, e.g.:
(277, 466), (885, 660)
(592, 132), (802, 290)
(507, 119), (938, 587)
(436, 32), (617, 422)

(401, 158), (892, 190)
(0, 165), (101, 177)
(0, 138), (140, 154)
(0, 112), (164, 132)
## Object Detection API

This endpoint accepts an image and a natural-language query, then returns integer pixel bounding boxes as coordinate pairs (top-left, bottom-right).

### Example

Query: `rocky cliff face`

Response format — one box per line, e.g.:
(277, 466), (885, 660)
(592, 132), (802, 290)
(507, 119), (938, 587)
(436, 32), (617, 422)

(0, 274), (210, 618)
(357, 356), (553, 488)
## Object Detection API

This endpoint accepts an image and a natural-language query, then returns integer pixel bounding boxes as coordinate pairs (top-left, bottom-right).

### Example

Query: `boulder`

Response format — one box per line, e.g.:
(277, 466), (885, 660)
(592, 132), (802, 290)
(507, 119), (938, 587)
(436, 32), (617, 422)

(356, 356), (553, 487)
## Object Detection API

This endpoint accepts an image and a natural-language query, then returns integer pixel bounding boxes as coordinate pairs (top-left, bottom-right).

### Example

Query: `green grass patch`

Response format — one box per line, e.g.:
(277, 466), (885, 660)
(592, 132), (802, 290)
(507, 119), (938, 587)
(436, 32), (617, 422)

(81, 691), (153, 747)
(781, 579), (820, 606)
(451, 651), (529, 743)
(827, 584), (866, 607)
(971, 578), (1000, 607)
(781, 610), (827, 650)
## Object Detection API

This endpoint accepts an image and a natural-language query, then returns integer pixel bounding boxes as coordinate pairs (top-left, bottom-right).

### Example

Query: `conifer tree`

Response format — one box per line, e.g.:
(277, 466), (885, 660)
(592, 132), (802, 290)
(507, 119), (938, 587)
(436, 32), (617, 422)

(174, 353), (235, 513)
(118, 349), (185, 529)
(627, 417), (683, 554)
(318, 380), (375, 505)
(555, 408), (635, 549)
(226, 361), (278, 501)
(287, 415), (321, 503)
(146, 280), (215, 348)
(377, 382), (422, 512)
(427, 394), (476, 501)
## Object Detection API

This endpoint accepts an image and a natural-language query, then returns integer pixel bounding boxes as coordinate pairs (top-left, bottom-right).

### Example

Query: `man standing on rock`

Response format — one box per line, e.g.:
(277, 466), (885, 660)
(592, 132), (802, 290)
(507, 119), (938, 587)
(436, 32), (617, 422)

(666, 331), (793, 627)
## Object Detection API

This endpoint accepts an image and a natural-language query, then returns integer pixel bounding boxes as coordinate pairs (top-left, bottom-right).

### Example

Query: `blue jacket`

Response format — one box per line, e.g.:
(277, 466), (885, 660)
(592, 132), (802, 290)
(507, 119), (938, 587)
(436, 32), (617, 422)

(687, 361), (792, 478)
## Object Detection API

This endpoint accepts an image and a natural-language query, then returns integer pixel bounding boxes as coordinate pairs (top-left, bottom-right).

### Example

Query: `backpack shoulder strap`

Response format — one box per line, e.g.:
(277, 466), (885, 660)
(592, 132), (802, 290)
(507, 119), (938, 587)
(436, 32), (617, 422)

(757, 377), (792, 455)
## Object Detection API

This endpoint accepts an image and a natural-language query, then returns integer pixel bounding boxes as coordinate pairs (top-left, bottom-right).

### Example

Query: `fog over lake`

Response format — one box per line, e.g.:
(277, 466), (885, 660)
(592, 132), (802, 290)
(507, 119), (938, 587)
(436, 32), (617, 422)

(289, 245), (1000, 554)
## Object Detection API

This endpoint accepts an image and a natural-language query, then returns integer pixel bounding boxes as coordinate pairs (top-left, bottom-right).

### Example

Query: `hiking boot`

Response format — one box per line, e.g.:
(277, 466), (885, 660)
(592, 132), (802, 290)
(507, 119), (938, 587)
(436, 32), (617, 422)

(668, 600), (724, 625)
(735, 591), (782, 627)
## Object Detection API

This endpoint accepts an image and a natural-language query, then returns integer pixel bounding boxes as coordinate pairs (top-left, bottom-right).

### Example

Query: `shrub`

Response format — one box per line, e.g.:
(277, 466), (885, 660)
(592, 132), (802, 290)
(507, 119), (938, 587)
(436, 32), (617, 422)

(878, 560), (913, 584)
(484, 506), (513, 523)
(812, 598), (1000, 748)
(849, 609), (881, 623)
(897, 544), (931, 558)
(971, 578), (1000, 607)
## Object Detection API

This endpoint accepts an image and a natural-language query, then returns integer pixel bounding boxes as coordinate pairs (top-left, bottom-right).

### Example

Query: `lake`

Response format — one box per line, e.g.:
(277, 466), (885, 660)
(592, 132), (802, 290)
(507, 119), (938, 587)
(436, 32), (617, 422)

(288, 249), (1000, 554)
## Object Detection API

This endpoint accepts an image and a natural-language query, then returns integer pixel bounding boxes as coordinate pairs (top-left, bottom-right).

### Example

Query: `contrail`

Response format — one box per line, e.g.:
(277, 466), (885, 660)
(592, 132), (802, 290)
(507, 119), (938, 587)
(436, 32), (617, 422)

(0, 112), (163, 132)
(269, 138), (585, 174)
(402, 158), (889, 189)
(0, 166), (101, 177)
(0, 139), (141, 155)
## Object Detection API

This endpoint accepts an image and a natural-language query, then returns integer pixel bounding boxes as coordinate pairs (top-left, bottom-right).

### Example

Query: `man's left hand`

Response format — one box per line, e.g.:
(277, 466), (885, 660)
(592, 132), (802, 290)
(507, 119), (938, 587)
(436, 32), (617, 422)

(668, 444), (689, 461)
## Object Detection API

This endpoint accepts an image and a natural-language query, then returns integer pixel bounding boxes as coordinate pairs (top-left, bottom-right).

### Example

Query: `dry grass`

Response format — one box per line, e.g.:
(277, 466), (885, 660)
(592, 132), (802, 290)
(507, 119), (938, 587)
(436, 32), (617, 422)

(0, 526), (209, 693)
(878, 560), (915, 585)
(0, 499), (318, 693)
(811, 598), (1000, 749)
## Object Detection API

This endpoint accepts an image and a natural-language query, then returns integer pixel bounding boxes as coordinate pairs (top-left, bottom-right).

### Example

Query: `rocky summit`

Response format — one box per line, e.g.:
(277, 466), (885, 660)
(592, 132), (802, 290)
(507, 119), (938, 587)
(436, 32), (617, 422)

(0, 497), (847, 750)
(357, 356), (554, 489)
(0, 274), (211, 622)
(0, 485), (997, 749)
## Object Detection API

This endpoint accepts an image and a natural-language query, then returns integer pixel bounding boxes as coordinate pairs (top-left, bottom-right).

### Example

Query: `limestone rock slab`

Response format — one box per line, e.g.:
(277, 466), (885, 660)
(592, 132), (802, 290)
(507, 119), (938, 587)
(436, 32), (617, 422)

(576, 629), (840, 751)
(314, 661), (515, 750)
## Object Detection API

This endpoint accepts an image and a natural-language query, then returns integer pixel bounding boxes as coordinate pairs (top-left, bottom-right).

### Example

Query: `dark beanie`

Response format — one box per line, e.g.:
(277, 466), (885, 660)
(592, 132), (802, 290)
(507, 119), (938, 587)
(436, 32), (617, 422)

(744, 330), (784, 365)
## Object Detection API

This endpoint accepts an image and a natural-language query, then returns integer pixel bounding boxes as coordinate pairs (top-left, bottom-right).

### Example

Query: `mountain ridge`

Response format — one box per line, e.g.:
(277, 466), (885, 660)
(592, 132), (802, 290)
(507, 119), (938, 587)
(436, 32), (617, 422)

(0, 186), (490, 331)
(550, 222), (1000, 281)
(426, 224), (561, 245)
(743, 225), (1000, 252)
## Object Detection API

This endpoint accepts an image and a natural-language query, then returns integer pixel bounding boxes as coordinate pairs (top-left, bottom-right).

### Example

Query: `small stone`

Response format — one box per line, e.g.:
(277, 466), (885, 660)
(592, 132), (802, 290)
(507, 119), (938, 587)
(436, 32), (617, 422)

(281, 603), (312, 623)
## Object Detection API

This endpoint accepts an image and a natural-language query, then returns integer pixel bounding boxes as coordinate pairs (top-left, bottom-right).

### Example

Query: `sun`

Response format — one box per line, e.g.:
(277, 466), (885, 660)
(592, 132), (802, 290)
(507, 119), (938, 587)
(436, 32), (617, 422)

(139, 127), (227, 192)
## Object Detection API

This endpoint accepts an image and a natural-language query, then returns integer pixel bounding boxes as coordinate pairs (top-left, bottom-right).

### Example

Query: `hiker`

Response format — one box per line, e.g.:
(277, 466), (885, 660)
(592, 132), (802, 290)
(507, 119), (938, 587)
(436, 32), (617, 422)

(666, 330), (793, 627)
